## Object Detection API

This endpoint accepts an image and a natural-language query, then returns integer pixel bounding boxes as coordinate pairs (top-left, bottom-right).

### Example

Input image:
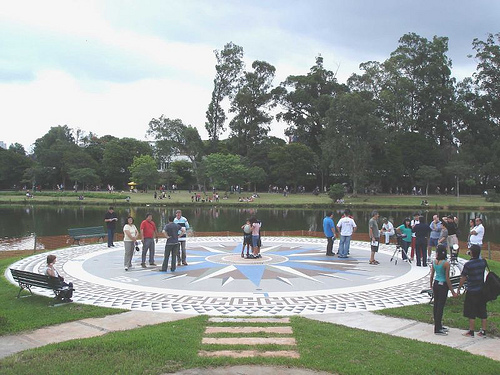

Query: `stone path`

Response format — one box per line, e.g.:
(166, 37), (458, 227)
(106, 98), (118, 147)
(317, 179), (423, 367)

(199, 317), (300, 359)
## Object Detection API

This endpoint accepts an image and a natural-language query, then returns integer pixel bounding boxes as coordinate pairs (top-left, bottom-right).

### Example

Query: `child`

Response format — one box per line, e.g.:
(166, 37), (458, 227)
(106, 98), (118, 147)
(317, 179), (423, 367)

(241, 219), (252, 258)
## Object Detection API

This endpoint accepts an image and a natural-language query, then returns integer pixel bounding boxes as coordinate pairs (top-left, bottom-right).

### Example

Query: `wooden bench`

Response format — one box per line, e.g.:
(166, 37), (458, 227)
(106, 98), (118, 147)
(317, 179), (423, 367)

(420, 275), (463, 303)
(10, 268), (74, 299)
(68, 226), (107, 245)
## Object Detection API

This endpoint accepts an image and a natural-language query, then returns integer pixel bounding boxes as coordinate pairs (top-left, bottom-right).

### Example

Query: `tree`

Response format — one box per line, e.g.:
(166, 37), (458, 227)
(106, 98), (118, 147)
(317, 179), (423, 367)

(471, 32), (500, 123)
(229, 60), (276, 157)
(102, 138), (152, 189)
(8, 143), (26, 156)
(328, 183), (345, 201)
(68, 167), (100, 191)
(128, 155), (159, 191)
(203, 153), (245, 190)
(244, 166), (267, 192)
(147, 116), (204, 189)
(170, 160), (195, 189)
(274, 56), (347, 189)
(0, 148), (33, 189)
(386, 33), (457, 144)
(268, 143), (316, 190)
(415, 165), (441, 196)
(205, 42), (244, 145)
(324, 92), (382, 195)
(33, 125), (79, 188)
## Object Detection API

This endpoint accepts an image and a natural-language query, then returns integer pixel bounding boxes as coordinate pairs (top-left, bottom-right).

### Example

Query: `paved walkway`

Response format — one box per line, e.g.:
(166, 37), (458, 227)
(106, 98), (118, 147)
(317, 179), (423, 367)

(0, 310), (498, 364)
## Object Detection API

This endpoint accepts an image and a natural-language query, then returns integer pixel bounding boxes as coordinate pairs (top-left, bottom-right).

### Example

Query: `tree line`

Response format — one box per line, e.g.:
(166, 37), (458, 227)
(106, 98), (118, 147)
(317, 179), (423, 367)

(1, 32), (499, 195)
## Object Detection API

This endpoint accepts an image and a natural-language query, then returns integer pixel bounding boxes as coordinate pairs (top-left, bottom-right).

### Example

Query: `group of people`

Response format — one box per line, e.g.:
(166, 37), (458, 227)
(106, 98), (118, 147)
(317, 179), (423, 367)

(322, 208), (490, 337)
(241, 217), (262, 258)
(104, 206), (190, 272)
(430, 243), (489, 337)
(323, 209), (381, 264)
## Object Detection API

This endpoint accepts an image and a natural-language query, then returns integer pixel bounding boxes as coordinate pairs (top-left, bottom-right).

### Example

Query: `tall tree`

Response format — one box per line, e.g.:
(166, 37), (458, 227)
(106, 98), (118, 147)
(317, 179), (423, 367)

(102, 138), (152, 189)
(274, 56), (347, 189)
(229, 60), (276, 157)
(205, 42), (244, 145)
(0, 148), (33, 189)
(147, 116), (204, 189)
(33, 125), (79, 188)
(471, 32), (500, 124)
(324, 92), (382, 194)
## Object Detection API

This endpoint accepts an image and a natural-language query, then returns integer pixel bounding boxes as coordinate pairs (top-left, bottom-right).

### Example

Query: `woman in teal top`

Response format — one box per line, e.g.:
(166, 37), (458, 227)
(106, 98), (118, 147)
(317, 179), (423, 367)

(396, 218), (412, 261)
(429, 245), (458, 335)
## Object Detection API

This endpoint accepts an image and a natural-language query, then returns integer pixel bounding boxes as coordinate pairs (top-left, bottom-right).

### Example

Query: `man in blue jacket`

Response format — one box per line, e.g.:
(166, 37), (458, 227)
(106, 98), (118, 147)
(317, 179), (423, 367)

(323, 211), (336, 256)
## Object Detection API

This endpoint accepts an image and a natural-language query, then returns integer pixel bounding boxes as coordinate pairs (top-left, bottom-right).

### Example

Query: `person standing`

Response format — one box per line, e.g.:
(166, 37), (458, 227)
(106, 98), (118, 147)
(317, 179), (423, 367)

(104, 206), (118, 247)
(161, 216), (185, 272)
(396, 218), (412, 261)
(336, 209), (357, 258)
(412, 216), (431, 267)
(458, 245), (488, 337)
(123, 216), (139, 271)
(429, 245), (458, 335)
(250, 217), (261, 258)
(173, 210), (190, 266)
(140, 213), (159, 268)
(469, 218), (485, 250)
(323, 211), (336, 256)
(241, 219), (252, 258)
(442, 215), (459, 252)
(410, 212), (420, 260)
(368, 211), (380, 264)
(429, 215), (442, 262)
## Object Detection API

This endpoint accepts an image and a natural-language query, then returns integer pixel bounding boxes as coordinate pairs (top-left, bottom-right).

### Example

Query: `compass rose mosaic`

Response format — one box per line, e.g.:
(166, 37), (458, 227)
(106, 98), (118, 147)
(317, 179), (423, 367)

(6, 237), (433, 316)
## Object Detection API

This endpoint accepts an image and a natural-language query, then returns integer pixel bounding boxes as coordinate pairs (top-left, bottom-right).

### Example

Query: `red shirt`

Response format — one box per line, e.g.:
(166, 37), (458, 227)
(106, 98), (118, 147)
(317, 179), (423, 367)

(140, 219), (157, 238)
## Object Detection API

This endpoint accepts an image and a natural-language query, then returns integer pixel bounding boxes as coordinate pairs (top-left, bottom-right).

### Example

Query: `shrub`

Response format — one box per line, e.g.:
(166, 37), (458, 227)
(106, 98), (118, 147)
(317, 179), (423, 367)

(328, 183), (345, 201)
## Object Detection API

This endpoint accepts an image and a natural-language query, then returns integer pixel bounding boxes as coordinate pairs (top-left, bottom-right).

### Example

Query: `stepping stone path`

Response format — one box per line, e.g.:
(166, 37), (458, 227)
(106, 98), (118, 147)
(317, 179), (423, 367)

(199, 317), (300, 359)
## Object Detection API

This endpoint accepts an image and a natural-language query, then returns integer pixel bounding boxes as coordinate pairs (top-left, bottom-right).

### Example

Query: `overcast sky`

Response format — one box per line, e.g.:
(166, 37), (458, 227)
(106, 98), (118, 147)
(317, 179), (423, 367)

(1, 0), (498, 152)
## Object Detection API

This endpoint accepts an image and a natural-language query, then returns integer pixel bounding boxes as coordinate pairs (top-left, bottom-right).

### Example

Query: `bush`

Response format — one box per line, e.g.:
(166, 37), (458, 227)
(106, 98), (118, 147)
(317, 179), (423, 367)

(328, 183), (345, 201)
(485, 189), (500, 202)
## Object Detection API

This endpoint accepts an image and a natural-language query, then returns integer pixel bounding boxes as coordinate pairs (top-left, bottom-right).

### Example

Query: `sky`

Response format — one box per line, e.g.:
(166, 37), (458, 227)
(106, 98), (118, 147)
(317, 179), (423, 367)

(0, 0), (499, 152)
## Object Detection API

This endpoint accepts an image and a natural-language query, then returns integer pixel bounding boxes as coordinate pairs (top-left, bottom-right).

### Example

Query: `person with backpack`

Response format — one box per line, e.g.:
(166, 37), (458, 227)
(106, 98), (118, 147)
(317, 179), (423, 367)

(458, 244), (488, 337)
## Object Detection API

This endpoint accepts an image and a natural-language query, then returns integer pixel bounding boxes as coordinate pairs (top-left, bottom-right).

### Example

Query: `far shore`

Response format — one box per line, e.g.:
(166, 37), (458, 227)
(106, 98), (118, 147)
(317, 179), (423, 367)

(0, 190), (498, 211)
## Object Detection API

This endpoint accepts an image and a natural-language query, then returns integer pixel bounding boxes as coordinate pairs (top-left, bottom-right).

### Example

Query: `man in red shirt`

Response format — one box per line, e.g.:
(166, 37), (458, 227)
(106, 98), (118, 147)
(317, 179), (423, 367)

(140, 213), (159, 268)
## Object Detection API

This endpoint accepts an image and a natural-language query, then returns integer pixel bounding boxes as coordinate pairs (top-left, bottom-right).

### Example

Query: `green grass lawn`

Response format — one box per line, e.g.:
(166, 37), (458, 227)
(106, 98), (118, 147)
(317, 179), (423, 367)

(1, 316), (499, 375)
(1, 252), (500, 374)
(376, 258), (500, 337)
(1, 190), (499, 209)
(0, 257), (124, 336)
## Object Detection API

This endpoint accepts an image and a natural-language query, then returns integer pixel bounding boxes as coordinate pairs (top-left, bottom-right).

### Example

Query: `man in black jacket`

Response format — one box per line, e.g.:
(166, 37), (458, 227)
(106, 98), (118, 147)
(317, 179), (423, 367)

(412, 216), (431, 267)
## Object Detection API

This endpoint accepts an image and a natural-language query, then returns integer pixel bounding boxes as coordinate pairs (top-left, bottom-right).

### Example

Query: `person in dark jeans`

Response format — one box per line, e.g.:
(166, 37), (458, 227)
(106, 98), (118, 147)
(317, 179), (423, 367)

(459, 244), (488, 337)
(412, 216), (431, 266)
(161, 216), (185, 272)
(104, 206), (118, 247)
(429, 245), (458, 335)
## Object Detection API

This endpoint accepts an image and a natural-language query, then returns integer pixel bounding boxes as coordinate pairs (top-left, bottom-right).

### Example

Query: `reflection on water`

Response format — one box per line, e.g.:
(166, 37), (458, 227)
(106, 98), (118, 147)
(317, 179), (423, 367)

(0, 205), (499, 246)
(0, 234), (41, 251)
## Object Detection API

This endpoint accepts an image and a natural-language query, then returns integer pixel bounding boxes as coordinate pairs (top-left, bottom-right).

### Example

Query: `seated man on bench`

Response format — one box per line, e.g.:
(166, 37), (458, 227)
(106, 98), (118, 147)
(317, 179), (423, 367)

(45, 254), (74, 302)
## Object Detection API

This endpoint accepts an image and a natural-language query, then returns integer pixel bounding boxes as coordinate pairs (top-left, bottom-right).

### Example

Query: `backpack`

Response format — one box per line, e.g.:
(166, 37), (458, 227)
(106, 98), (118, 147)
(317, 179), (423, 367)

(482, 263), (500, 302)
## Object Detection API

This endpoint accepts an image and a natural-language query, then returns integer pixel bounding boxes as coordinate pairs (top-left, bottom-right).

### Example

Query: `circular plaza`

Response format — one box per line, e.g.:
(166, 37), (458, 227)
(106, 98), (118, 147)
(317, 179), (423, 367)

(6, 237), (433, 316)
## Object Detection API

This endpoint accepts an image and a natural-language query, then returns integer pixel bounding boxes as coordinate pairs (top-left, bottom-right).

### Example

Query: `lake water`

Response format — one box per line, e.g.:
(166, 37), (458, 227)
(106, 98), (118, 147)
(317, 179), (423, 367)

(0, 205), (498, 244)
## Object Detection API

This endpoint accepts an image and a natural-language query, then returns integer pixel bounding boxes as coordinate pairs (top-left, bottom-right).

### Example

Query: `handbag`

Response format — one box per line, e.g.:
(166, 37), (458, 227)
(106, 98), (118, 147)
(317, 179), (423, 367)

(482, 263), (500, 302)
